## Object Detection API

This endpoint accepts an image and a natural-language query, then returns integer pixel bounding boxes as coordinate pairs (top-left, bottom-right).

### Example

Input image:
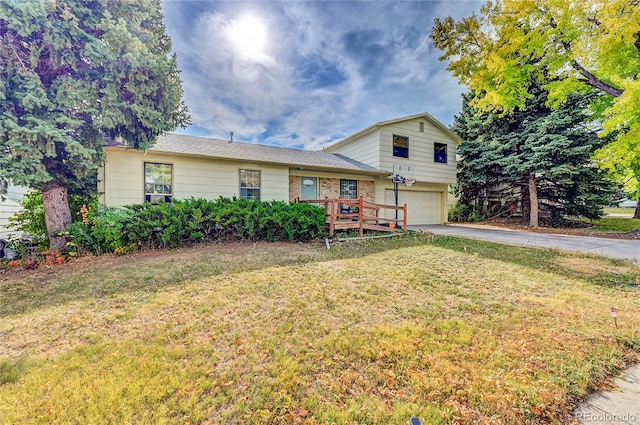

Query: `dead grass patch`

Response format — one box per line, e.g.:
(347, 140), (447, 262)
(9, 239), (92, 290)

(1, 235), (639, 424)
(556, 257), (640, 276)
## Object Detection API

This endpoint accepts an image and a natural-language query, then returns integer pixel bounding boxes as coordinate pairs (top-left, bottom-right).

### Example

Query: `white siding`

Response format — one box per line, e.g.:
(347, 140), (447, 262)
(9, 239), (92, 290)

(5, 184), (31, 201)
(378, 118), (457, 184)
(324, 117), (457, 185)
(102, 149), (289, 207)
(323, 129), (380, 167)
(0, 199), (24, 239)
(0, 183), (31, 239)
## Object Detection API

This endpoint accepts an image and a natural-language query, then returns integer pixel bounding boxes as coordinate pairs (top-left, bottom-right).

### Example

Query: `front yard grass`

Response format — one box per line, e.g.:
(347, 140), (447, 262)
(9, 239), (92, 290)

(603, 207), (634, 217)
(587, 216), (640, 232)
(1, 234), (639, 424)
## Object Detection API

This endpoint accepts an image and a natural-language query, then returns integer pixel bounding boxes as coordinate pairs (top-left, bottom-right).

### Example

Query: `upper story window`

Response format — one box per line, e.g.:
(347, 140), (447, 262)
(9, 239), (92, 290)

(144, 162), (172, 203)
(393, 135), (409, 158)
(340, 179), (358, 199)
(434, 142), (447, 163)
(240, 169), (261, 200)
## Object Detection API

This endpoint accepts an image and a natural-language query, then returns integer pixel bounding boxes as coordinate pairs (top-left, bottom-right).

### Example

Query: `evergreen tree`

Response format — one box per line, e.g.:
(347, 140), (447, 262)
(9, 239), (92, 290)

(453, 93), (512, 219)
(0, 0), (190, 249)
(452, 88), (615, 227)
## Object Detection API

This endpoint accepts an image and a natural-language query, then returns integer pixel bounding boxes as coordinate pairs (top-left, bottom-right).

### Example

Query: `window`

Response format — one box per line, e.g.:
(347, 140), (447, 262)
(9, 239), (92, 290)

(419, 122), (424, 133)
(434, 142), (447, 163)
(144, 162), (172, 203)
(393, 135), (409, 158)
(340, 179), (357, 199)
(240, 169), (260, 200)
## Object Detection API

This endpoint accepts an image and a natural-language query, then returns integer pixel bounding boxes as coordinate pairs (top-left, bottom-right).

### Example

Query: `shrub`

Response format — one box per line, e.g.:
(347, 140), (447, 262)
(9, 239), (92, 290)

(68, 197), (327, 255)
(67, 205), (135, 255)
(8, 191), (100, 251)
(7, 192), (47, 247)
(448, 203), (488, 222)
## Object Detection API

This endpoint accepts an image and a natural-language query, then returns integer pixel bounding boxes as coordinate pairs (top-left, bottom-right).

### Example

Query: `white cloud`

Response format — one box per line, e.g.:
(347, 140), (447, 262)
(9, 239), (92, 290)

(163, 0), (482, 148)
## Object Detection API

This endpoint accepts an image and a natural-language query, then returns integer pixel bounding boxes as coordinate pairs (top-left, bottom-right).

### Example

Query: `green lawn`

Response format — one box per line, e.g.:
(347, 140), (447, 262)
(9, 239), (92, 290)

(1, 235), (639, 424)
(587, 216), (640, 232)
(603, 207), (634, 217)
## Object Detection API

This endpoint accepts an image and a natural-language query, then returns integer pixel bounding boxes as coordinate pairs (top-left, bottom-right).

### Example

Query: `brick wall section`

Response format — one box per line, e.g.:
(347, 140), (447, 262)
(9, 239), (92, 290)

(290, 176), (376, 203)
(289, 176), (300, 201)
(319, 178), (340, 199)
(359, 180), (375, 203)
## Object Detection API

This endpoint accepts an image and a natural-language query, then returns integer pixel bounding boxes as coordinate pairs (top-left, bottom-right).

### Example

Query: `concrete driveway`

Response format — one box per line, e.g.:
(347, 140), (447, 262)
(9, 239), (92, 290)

(412, 224), (640, 263)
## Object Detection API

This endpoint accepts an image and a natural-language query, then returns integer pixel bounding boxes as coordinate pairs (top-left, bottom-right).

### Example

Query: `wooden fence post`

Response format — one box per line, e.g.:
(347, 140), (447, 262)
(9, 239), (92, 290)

(403, 203), (408, 230)
(358, 196), (364, 236)
(330, 199), (336, 236)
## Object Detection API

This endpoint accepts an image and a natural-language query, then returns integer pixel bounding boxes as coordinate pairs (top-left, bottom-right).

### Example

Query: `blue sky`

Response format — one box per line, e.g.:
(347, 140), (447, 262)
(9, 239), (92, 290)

(162, 0), (482, 150)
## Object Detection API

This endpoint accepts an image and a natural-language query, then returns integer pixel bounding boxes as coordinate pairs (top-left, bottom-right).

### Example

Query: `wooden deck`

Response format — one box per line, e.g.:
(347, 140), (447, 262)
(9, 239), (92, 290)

(297, 197), (407, 236)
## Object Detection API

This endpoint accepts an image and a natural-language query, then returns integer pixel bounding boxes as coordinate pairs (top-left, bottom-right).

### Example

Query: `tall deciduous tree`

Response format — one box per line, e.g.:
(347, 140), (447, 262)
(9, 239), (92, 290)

(453, 89), (615, 227)
(431, 0), (640, 217)
(0, 0), (190, 249)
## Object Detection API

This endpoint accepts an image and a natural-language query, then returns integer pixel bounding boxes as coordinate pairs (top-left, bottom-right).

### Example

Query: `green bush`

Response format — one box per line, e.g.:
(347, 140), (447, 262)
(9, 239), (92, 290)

(7, 192), (47, 247)
(448, 203), (488, 222)
(67, 206), (135, 255)
(8, 191), (100, 250)
(67, 197), (328, 255)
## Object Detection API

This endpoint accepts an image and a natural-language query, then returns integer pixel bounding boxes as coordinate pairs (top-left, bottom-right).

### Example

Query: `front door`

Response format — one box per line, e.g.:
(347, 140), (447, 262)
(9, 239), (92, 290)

(300, 177), (318, 200)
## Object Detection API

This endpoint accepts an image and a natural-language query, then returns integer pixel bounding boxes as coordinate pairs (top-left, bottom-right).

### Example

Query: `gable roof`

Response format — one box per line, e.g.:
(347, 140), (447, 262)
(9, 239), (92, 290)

(109, 133), (389, 175)
(324, 112), (462, 151)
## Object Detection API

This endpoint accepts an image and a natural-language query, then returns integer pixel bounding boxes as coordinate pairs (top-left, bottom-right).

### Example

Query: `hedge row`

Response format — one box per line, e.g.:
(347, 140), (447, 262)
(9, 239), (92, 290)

(67, 197), (328, 255)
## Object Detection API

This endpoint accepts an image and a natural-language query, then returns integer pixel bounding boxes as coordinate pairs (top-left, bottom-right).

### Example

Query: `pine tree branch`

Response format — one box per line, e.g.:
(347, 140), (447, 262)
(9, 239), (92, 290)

(6, 38), (28, 72)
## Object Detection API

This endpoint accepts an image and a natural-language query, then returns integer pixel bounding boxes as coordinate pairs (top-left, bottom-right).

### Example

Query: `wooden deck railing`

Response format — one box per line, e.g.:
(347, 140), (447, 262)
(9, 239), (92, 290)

(297, 197), (407, 236)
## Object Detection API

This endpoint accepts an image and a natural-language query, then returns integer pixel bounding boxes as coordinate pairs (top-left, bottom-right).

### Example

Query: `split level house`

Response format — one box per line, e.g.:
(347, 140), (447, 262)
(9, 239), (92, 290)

(0, 112), (461, 237)
(100, 112), (461, 226)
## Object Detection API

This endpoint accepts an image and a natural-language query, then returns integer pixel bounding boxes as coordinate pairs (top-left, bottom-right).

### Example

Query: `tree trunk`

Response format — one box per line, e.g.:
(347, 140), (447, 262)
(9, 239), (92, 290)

(42, 182), (72, 250)
(634, 199), (640, 220)
(528, 173), (539, 228)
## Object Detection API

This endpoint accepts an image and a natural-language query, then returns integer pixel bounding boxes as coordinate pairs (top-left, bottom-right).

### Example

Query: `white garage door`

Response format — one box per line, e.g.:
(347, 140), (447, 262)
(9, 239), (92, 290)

(385, 190), (442, 225)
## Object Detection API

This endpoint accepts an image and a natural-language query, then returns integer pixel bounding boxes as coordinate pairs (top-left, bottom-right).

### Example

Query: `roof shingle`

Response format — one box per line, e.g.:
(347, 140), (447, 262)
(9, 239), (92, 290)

(112, 134), (387, 175)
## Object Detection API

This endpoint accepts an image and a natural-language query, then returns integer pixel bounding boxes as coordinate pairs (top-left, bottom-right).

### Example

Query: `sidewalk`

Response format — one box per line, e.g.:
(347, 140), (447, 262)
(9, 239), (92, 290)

(573, 365), (640, 425)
